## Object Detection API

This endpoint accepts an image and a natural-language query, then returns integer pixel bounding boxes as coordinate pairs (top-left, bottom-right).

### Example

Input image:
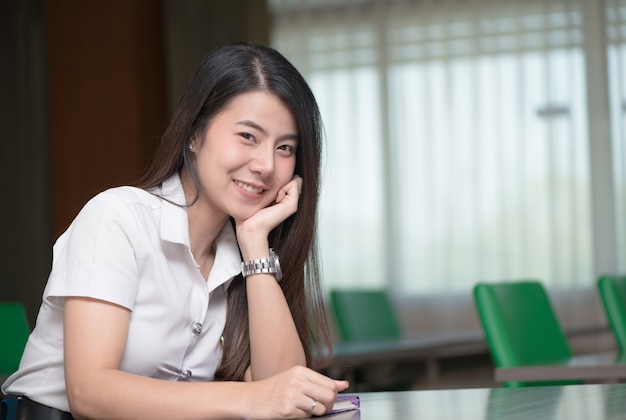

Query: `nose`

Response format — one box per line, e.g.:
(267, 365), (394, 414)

(249, 146), (275, 175)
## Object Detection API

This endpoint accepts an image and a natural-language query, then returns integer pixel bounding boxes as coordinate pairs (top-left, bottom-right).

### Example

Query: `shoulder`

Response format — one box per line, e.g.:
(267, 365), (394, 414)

(91, 185), (160, 208)
(65, 186), (162, 237)
(79, 186), (160, 217)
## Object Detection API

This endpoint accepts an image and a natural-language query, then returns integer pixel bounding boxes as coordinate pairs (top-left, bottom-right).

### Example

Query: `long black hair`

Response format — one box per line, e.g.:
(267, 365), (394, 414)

(135, 42), (331, 380)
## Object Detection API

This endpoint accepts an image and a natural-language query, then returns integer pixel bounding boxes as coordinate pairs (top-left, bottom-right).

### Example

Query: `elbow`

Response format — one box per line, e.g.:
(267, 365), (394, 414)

(66, 382), (98, 419)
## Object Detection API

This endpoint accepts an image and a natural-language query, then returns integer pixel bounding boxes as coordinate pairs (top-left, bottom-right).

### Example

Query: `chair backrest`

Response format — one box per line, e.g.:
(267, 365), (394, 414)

(329, 289), (402, 342)
(597, 274), (626, 352)
(473, 280), (580, 387)
(0, 302), (31, 377)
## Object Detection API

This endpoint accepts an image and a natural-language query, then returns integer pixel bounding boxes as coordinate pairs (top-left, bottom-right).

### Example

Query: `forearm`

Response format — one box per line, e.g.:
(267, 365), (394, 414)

(246, 272), (307, 380)
(235, 177), (308, 380)
(67, 370), (249, 419)
(239, 237), (306, 380)
(68, 366), (349, 419)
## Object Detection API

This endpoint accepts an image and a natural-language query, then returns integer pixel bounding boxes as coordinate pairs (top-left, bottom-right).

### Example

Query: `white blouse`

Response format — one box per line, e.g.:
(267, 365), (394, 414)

(2, 174), (242, 412)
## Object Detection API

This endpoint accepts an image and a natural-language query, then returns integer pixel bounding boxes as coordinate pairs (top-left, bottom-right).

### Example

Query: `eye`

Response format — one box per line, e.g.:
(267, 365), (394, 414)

(277, 144), (296, 156)
(239, 132), (254, 141)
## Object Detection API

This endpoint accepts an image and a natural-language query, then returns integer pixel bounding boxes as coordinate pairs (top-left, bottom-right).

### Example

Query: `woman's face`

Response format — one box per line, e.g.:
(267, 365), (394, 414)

(191, 91), (298, 221)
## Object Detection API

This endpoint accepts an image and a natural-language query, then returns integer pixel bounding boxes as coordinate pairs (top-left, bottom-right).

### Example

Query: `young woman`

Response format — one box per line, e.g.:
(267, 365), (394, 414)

(1, 42), (348, 419)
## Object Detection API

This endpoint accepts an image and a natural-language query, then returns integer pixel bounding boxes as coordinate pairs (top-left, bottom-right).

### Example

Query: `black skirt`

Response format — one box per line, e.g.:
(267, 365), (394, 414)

(1, 395), (74, 420)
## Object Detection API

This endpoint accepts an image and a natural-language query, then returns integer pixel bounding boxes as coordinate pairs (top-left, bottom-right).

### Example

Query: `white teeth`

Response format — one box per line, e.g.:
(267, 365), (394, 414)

(236, 181), (263, 194)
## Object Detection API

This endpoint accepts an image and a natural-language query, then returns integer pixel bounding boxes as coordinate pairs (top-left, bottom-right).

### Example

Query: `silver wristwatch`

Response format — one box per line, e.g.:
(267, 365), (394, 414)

(241, 248), (282, 281)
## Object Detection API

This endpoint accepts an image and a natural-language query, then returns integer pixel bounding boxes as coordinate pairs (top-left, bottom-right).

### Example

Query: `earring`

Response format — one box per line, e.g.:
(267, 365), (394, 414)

(188, 144), (193, 151)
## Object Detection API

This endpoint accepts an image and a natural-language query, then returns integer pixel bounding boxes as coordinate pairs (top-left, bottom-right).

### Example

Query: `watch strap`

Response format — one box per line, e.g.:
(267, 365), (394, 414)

(241, 248), (282, 281)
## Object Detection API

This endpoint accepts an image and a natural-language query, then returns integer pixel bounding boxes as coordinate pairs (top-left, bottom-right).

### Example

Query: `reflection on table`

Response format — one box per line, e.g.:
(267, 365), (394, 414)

(321, 382), (626, 420)
(495, 351), (626, 384)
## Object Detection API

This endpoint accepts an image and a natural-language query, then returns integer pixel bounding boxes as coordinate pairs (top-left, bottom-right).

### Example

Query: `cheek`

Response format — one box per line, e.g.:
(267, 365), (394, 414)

(196, 144), (234, 176)
(277, 159), (297, 183)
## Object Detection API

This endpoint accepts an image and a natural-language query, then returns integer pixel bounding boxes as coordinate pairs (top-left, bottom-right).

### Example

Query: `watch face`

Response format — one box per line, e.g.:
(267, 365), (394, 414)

(270, 248), (282, 281)
(274, 257), (282, 281)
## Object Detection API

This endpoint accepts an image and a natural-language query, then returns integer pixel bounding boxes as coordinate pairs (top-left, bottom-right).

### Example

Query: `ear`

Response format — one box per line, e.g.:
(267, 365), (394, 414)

(189, 136), (202, 153)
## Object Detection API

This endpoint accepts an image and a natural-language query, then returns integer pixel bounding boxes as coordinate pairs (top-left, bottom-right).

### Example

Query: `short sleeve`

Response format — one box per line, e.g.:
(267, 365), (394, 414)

(44, 190), (142, 310)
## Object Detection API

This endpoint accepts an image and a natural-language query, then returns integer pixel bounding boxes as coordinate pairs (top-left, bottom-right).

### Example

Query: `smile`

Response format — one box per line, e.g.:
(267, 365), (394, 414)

(235, 180), (264, 194)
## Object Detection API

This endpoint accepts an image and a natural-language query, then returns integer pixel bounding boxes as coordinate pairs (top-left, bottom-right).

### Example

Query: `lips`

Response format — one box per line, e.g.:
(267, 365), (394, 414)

(235, 180), (264, 194)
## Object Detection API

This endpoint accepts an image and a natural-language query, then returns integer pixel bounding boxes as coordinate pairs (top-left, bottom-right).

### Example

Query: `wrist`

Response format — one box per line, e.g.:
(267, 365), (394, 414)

(241, 248), (282, 281)
(236, 234), (269, 261)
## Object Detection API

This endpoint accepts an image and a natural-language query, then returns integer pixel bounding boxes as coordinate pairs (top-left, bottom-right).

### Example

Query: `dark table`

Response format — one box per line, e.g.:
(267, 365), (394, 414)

(321, 382), (626, 419)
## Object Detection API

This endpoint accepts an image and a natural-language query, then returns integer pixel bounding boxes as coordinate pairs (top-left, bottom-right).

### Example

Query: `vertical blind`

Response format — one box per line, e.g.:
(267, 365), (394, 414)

(270, 0), (625, 332)
(608, 0), (626, 272)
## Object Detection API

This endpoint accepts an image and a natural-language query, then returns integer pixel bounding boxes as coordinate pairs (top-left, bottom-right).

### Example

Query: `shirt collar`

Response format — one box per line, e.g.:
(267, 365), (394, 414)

(158, 174), (191, 247)
(156, 174), (242, 288)
(208, 221), (242, 291)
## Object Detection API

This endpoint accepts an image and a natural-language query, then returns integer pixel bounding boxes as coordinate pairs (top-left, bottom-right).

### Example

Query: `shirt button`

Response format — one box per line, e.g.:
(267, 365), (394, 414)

(192, 322), (202, 336)
(177, 369), (192, 381)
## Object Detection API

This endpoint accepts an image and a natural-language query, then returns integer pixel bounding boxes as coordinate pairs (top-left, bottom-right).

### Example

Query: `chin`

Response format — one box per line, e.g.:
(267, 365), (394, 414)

(226, 197), (274, 221)
(229, 207), (263, 222)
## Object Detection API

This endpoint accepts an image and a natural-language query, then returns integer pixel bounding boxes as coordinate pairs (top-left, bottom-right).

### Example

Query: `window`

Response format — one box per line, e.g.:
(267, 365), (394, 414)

(270, 0), (625, 332)
(608, 0), (626, 272)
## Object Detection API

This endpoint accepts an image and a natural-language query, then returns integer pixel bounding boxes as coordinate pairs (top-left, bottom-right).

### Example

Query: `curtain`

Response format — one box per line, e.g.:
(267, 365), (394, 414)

(608, 0), (626, 272)
(270, 0), (625, 335)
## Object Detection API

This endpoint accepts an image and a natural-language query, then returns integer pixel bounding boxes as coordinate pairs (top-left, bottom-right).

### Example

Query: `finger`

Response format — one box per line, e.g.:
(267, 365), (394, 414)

(303, 385), (339, 413)
(335, 380), (350, 392)
(306, 370), (347, 391)
(300, 396), (322, 417)
(275, 179), (301, 205)
(309, 398), (322, 416)
(293, 175), (303, 194)
(306, 379), (350, 413)
(286, 177), (301, 197)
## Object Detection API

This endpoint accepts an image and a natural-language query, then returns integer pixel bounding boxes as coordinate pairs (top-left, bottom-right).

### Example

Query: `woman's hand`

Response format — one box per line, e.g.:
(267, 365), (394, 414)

(235, 175), (302, 258)
(249, 365), (349, 419)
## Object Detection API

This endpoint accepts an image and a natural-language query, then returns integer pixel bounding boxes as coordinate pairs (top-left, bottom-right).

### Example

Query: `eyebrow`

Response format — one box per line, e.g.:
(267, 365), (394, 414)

(236, 120), (299, 142)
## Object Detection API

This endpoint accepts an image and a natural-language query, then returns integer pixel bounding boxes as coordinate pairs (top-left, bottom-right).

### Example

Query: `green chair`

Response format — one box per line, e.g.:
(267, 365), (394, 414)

(329, 289), (402, 342)
(329, 289), (418, 391)
(0, 302), (31, 378)
(597, 274), (626, 352)
(473, 280), (582, 387)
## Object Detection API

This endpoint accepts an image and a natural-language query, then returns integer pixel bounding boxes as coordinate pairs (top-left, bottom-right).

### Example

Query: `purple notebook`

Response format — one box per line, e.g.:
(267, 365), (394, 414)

(329, 394), (360, 414)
